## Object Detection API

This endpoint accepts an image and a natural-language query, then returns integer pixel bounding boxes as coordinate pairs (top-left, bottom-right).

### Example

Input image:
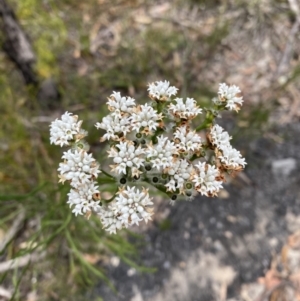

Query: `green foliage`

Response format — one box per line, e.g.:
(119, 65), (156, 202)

(14, 0), (67, 78)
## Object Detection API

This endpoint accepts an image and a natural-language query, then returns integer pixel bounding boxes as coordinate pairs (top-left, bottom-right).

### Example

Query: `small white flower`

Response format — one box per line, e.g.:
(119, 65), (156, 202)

(95, 115), (131, 141)
(50, 112), (83, 146)
(193, 162), (223, 196)
(67, 182), (100, 216)
(218, 145), (246, 169)
(210, 125), (231, 149)
(107, 91), (136, 117)
(146, 135), (177, 170)
(174, 126), (202, 152)
(169, 97), (202, 119)
(165, 179), (176, 192)
(148, 80), (178, 100)
(218, 83), (243, 111)
(108, 141), (145, 175)
(131, 104), (162, 133)
(58, 149), (100, 187)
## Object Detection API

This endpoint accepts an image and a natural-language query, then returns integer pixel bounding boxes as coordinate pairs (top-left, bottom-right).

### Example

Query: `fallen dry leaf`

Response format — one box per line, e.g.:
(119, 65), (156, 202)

(82, 253), (102, 264)
(258, 269), (282, 291)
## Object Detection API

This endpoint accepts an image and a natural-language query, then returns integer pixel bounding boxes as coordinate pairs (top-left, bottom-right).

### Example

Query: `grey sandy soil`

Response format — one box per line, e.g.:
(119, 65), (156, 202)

(91, 122), (300, 301)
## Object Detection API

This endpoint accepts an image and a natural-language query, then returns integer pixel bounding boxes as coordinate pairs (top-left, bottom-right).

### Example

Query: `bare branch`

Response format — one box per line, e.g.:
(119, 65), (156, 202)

(0, 209), (25, 253)
(0, 251), (46, 273)
(275, 0), (300, 79)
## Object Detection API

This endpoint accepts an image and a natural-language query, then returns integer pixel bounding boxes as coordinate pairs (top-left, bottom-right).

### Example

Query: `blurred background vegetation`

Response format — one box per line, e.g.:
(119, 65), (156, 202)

(0, 0), (299, 300)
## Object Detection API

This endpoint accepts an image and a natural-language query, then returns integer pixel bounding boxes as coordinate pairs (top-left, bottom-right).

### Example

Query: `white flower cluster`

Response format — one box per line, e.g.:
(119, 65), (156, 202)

(193, 162), (223, 197)
(50, 112), (153, 233)
(213, 83), (243, 112)
(148, 80), (178, 100)
(210, 125), (246, 171)
(50, 113), (101, 216)
(50, 112), (84, 146)
(98, 186), (153, 234)
(147, 136), (178, 169)
(95, 80), (245, 200)
(165, 159), (194, 193)
(169, 97), (202, 119)
(95, 91), (162, 141)
(50, 80), (247, 234)
(108, 141), (145, 175)
(67, 182), (100, 216)
(107, 91), (136, 116)
(174, 126), (202, 153)
(58, 150), (100, 186)
(131, 104), (162, 133)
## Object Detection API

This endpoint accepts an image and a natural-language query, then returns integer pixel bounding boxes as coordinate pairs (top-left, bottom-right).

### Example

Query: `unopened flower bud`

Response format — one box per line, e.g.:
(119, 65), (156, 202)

(185, 182), (193, 190)
(120, 178), (127, 184)
(185, 191), (192, 197)
(152, 177), (159, 183)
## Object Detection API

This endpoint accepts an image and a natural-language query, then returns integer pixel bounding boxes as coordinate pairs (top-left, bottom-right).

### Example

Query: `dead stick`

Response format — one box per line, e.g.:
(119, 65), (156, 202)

(0, 0), (37, 85)
(0, 209), (25, 253)
(275, 0), (300, 78)
(0, 251), (46, 273)
(0, 286), (12, 299)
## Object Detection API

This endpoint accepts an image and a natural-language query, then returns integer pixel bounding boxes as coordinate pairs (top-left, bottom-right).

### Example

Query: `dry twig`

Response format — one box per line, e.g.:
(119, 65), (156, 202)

(0, 251), (46, 273)
(0, 209), (25, 253)
(275, 0), (300, 79)
(0, 287), (12, 300)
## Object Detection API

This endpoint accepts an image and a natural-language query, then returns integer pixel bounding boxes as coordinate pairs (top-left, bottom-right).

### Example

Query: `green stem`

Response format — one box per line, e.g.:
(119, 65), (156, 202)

(100, 169), (115, 179)
(141, 178), (170, 197)
(195, 111), (215, 131)
(97, 178), (116, 185)
(156, 100), (166, 114)
(65, 230), (111, 285)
